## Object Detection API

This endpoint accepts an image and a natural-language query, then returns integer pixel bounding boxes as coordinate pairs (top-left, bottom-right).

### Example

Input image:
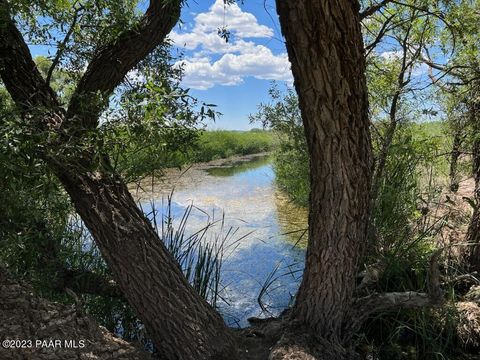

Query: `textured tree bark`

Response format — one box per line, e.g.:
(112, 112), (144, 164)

(275, 0), (372, 357)
(0, 2), (236, 359)
(449, 126), (463, 192)
(467, 92), (480, 272)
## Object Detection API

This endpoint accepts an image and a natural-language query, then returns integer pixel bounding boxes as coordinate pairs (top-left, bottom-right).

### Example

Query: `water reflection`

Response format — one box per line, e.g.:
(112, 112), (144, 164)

(135, 155), (308, 327)
(205, 155), (271, 177)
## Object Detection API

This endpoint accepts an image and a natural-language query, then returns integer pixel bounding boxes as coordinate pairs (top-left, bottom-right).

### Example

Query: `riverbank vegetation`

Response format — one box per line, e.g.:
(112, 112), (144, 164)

(1, 0), (480, 359)
(107, 127), (276, 182)
(250, 86), (310, 207)
(193, 130), (275, 162)
(249, 85), (479, 357)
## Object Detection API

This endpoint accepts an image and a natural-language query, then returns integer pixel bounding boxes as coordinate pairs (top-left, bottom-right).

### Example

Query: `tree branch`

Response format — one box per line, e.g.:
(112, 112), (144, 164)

(360, 0), (394, 20)
(0, 0), (181, 135)
(0, 1), (60, 115)
(46, 5), (82, 87)
(350, 249), (444, 333)
(66, 0), (182, 130)
(371, 20), (416, 199)
(365, 13), (396, 56)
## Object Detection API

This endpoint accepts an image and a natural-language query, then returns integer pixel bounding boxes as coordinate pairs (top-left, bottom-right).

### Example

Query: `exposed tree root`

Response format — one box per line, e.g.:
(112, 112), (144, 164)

(236, 315), (357, 360)
(4, 261), (480, 360)
(268, 324), (357, 360)
(234, 314), (288, 360)
(456, 301), (480, 349)
(0, 266), (151, 360)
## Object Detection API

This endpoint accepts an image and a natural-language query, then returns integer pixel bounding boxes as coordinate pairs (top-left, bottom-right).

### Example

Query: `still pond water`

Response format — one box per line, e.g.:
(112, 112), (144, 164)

(133, 155), (308, 327)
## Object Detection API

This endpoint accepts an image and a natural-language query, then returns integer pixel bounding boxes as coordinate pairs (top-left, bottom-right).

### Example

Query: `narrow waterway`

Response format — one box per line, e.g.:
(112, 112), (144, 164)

(131, 154), (308, 327)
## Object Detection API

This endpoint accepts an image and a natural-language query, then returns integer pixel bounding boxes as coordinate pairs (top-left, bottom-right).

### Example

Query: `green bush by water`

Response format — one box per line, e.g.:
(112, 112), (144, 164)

(363, 122), (466, 359)
(249, 86), (310, 207)
(106, 128), (276, 182)
(273, 143), (309, 207)
(251, 85), (470, 357)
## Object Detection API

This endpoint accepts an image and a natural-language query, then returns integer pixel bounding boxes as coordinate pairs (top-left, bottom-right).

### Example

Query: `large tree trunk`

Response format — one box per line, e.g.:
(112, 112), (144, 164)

(53, 164), (236, 360)
(467, 90), (480, 271)
(275, 0), (371, 357)
(0, 2), (236, 359)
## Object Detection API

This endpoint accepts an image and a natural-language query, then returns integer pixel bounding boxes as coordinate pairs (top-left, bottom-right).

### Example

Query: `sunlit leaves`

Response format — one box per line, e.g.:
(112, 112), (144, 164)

(10, 0), (140, 76)
(249, 83), (309, 206)
(367, 54), (404, 118)
(97, 45), (217, 181)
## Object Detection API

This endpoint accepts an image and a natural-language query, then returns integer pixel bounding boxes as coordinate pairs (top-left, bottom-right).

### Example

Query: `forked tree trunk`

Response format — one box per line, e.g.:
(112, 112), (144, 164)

(275, 0), (372, 355)
(0, 2), (236, 359)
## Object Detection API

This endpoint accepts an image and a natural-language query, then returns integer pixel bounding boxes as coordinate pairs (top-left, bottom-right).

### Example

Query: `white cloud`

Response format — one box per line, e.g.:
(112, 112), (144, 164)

(176, 47), (292, 90)
(171, 33), (259, 54)
(378, 50), (429, 77)
(125, 69), (145, 85)
(193, 0), (273, 38)
(379, 50), (403, 60)
(176, 57), (243, 90)
(171, 0), (292, 90)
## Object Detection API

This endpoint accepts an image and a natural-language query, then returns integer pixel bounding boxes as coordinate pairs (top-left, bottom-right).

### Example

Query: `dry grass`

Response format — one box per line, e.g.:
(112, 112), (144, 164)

(428, 177), (474, 264)
(456, 301), (480, 349)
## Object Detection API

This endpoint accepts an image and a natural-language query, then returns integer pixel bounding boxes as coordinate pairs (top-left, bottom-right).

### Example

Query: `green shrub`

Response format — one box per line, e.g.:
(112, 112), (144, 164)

(363, 123), (462, 359)
(273, 143), (309, 206)
(249, 85), (310, 207)
(371, 123), (443, 257)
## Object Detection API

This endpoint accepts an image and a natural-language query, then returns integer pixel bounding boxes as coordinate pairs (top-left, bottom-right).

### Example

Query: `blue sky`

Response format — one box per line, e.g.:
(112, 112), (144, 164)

(170, 0), (292, 130)
(27, 1), (441, 130)
(28, 1), (292, 131)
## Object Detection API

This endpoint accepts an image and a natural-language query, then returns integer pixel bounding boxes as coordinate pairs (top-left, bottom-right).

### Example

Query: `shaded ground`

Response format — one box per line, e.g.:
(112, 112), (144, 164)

(0, 267), (150, 360)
